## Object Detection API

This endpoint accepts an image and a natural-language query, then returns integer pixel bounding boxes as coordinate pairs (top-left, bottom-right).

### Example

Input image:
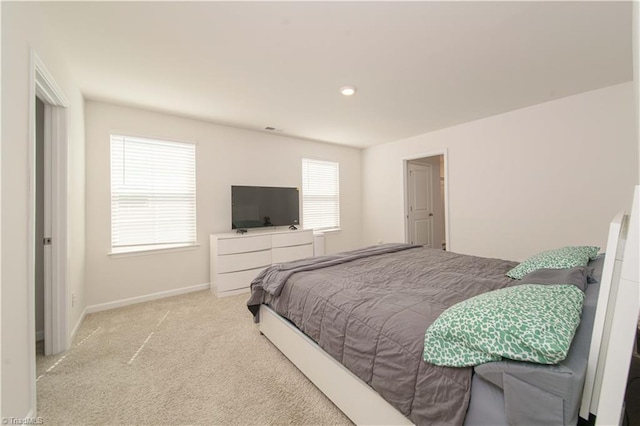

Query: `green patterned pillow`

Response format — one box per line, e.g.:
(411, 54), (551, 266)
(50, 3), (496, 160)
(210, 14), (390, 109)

(423, 284), (584, 367)
(506, 246), (600, 279)
(574, 245), (600, 261)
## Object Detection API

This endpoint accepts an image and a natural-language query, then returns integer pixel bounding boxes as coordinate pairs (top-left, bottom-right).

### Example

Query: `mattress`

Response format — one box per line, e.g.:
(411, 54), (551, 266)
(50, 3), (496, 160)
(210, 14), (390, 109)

(248, 245), (518, 425)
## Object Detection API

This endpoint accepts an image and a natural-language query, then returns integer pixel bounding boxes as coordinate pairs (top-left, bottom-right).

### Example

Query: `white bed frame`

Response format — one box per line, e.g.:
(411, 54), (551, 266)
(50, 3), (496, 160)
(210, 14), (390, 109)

(259, 185), (640, 426)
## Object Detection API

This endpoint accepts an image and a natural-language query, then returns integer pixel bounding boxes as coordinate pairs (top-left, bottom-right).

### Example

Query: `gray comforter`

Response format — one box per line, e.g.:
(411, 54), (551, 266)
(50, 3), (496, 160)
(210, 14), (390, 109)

(248, 245), (518, 425)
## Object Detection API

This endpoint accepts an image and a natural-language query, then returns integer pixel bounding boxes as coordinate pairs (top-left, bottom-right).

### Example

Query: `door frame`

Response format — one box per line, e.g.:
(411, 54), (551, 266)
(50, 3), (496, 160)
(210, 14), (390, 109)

(28, 50), (70, 409)
(402, 149), (450, 250)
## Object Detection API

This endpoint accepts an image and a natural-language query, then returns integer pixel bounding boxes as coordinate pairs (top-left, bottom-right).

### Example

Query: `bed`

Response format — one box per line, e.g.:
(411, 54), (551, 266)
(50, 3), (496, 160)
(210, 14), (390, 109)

(247, 186), (639, 425)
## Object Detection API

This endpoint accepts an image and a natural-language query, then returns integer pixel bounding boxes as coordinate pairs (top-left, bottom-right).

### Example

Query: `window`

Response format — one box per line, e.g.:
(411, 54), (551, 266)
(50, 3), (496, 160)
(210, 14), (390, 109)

(302, 158), (340, 231)
(110, 134), (196, 253)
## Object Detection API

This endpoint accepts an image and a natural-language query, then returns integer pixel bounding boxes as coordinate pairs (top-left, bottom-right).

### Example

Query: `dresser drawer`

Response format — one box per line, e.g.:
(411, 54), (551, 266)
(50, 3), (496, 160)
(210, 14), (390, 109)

(272, 231), (313, 248)
(272, 244), (313, 264)
(216, 267), (265, 293)
(217, 234), (271, 255)
(210, 229), (316, 298)
(217, 250), (271, 273)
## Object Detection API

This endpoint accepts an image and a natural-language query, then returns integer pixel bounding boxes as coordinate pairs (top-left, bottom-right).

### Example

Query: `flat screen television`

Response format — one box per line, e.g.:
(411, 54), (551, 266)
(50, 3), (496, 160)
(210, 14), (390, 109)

(231, 185), (300, 230)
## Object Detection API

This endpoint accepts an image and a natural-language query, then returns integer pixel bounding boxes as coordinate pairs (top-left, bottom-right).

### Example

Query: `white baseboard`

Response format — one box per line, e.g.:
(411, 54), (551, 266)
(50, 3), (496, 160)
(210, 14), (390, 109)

(85, 282), (210, 314)
(70, 306), (88, 344)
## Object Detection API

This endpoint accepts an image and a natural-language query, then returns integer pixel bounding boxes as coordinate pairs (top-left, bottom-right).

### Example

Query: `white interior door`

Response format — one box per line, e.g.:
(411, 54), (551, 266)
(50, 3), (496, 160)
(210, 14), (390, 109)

(408, 163), (434, 247)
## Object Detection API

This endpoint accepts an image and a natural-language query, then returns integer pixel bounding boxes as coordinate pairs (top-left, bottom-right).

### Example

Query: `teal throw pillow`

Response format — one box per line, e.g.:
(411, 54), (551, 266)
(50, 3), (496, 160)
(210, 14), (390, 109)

(423, 284), (584, 367)
(506, 246), (600, 280)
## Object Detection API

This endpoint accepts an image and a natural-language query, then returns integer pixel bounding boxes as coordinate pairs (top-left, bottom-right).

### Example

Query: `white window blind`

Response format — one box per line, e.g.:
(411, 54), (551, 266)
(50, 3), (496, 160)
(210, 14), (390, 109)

(302, 158), (340, 231)
(111, 134), (196, 251)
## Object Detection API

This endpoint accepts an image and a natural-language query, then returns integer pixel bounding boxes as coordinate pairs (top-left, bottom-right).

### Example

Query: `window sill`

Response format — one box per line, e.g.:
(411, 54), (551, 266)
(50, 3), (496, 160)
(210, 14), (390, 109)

(109, 243), (199, 258)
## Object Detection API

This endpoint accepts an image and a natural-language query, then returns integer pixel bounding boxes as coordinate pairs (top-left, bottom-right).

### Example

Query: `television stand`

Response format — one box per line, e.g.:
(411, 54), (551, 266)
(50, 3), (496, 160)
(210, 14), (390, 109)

(210, 229), (314, 297)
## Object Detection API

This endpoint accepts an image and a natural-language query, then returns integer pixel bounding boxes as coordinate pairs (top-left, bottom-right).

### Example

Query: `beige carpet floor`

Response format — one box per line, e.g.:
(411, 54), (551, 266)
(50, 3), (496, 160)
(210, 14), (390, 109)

(36, 291), (352, 425)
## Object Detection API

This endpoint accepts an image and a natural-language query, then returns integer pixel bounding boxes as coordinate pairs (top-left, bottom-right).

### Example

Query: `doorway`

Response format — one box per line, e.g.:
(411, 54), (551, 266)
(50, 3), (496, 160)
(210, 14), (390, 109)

(29, 50), (71, 415)
(29, 51), (70, 362)
(404, 153), (448, 250)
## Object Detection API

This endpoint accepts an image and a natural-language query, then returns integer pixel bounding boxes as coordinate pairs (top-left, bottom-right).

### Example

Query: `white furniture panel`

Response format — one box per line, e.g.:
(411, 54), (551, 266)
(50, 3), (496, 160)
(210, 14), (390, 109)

(216, 250), (271, 274)
(272, 231), (313, 248)
(217, 267), (266, 293)
(313, 232), (326, 256)
(273, 244), (314, 264)
(218, 234), (271, 255)
(210, 229), (314, 297)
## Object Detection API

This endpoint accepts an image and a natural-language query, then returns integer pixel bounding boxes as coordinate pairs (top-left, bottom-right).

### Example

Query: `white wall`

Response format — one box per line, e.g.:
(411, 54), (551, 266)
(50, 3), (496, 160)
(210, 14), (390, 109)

(635, 1), (640, 172)
(362, 82), (638, 262)
(1, 2), (86, 417)
(84, 101), (362, 307)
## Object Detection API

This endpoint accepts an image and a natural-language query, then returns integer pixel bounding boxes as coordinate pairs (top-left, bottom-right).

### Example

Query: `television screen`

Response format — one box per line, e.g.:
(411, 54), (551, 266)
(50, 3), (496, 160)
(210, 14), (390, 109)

(231, 186), (300, 230)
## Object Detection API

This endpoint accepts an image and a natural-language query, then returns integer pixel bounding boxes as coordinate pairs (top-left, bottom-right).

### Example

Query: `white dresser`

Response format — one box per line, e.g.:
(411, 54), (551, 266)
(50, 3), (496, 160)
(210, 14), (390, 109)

(210, 229), (314, 297)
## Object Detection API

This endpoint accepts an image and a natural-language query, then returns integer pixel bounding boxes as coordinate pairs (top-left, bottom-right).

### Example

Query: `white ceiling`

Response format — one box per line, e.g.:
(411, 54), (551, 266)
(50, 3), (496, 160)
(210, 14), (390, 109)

(40, 1), (632, 148)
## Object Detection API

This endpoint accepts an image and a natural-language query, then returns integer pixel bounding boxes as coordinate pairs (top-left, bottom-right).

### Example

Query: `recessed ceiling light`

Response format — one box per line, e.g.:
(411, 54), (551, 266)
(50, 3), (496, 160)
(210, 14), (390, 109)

(340, 86), (357, 96)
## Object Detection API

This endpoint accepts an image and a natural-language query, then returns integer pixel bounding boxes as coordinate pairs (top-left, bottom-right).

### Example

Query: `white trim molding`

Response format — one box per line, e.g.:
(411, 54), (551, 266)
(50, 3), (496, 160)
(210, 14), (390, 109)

(34, 55), (69, 107)
(70, 307), (87, 344)
(85, 283), (210, 314)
